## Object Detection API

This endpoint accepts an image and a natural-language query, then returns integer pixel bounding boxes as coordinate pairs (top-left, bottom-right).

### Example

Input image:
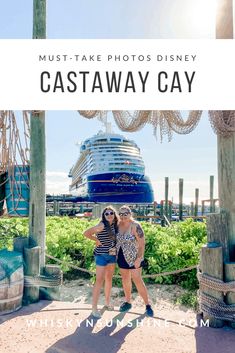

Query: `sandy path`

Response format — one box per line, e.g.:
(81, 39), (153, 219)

(0, 281), (235, 353)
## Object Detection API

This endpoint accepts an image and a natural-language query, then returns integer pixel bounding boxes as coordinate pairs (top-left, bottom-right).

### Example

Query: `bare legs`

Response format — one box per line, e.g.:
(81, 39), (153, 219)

(92, 263), (115, 311)
(131, 268), (150, 305)
(120, 268), (132, 303)
(104, 264), (115, 306)
(120, 267), (150, 305)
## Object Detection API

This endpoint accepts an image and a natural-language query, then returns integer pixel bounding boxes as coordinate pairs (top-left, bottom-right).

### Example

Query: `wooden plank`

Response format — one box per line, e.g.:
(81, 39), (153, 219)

(200, 244), (224, 327)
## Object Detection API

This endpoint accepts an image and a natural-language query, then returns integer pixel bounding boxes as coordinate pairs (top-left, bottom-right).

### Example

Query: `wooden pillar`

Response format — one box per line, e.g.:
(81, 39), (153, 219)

(202, 201), (205, 216)
(210, 175), (214, 213)
(29, 0), (46, 271)
(190, 202), (194, 216)
(217, 132), (235, 261)
(29, 112), (46, 268)
(164, 177), (169, 218)
(195, 188), (199, 217)
(40, 265), (62, 301)
(13, 237), (29, 253)
(206, 211), (229, 262)
(200, 244), (224, 327)
(169, 201), (172, 222)
(224, 263), (235, 328)
(216, 0), (233, 38)
(179, 178), (183, 221)
(24, 247), (41, 304)
(216, 0), (235, 261)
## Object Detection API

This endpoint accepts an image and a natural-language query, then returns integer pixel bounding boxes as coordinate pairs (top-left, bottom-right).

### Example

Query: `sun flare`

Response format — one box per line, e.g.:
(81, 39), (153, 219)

(187, 0), (217, 36)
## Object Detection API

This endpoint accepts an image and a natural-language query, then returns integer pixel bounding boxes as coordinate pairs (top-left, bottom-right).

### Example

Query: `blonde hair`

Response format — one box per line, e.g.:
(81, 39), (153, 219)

(120, 205), (134, 220)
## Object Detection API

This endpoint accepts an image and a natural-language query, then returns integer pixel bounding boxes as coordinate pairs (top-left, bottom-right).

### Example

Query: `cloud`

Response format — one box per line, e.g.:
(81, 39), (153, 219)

(46, 171), (70, 194)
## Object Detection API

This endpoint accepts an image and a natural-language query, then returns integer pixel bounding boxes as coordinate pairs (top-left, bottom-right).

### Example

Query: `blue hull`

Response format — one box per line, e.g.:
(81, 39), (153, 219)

(85, 172), (154, 203)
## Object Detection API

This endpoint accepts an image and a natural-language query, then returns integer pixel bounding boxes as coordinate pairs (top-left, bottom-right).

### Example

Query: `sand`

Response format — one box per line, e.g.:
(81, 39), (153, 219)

(0, 280), (235, 353)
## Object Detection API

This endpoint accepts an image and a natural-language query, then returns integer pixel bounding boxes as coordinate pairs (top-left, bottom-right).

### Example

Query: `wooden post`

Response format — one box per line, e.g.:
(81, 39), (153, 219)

(179, 178), (183, 221)
(29, 0), (46, 271)
(200, 244), (224, 328)
(194, 188), (199, 217)
(164, 177), (169, 218)
(169, 201), (172, 222)
(216, 0), (235, 261)
(217, 132), (235, 261)
(190, 202), (194, 216)
(210, 175), (214, 213)
(40, 265), (62, 301)
(216, 0), (233, 38)
(224, 263), (235, 328)
(206, 211), (229, 262)
(13, 237), (29, 253)
(24, 247), (41, 304)
(202, 200), (205, 216)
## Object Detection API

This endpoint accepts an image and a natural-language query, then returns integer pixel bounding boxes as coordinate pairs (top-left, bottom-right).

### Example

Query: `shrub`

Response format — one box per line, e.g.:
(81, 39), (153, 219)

(0, 217), (207, 290)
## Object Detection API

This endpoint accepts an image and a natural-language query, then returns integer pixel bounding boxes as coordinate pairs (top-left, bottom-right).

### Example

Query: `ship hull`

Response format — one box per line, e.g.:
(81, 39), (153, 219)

(72, 172), (154, 203)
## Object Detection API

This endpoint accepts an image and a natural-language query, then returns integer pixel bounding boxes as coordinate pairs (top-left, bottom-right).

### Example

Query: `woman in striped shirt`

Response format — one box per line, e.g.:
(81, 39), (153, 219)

(83, 206), (119, 318)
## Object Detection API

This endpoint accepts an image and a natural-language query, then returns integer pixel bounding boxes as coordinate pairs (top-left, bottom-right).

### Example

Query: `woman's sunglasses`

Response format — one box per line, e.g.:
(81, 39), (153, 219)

(104, 211), (114, 216)
(119, 212), (129, 217)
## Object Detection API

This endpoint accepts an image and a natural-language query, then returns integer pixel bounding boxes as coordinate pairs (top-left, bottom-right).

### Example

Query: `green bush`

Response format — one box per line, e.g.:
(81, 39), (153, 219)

(175, 290), (198, 311)
(0, 217), (207, 290)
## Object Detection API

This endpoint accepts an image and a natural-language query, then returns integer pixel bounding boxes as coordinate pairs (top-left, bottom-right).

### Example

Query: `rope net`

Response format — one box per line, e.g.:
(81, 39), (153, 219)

(78, 110), (235, 141)
(0, 111), (30, 217)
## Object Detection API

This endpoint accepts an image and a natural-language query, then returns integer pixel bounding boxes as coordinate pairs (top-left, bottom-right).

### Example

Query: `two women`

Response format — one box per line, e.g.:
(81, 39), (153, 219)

(84, 205), (154, 318)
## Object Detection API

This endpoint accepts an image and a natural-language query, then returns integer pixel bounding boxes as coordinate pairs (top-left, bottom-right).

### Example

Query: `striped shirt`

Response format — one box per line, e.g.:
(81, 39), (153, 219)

(94, 223), (116, 255)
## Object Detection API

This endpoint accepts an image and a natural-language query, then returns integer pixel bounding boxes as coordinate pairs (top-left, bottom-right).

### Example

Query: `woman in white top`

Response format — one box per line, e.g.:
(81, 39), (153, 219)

(116, 205), (154, 317)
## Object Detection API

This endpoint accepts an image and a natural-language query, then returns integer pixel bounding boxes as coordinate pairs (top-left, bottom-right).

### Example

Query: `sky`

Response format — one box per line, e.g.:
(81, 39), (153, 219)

(1, 0), (234, 204)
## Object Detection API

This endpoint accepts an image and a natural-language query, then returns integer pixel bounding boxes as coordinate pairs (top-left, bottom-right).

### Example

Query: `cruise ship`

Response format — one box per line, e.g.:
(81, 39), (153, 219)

(69, 127), (154, 203)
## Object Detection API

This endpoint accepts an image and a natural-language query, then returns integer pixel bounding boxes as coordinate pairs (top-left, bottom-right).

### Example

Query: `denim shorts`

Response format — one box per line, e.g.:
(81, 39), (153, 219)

(95, 253), (117, 266)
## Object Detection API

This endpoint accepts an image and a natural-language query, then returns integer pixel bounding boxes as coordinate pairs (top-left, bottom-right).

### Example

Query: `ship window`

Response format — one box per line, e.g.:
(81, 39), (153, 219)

(110, 138), (121, 142)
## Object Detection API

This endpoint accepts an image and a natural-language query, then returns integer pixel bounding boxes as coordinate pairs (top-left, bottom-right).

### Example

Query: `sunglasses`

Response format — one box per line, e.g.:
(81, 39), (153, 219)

(119, 212), (129, 217)
(104, 211), (114, 216)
